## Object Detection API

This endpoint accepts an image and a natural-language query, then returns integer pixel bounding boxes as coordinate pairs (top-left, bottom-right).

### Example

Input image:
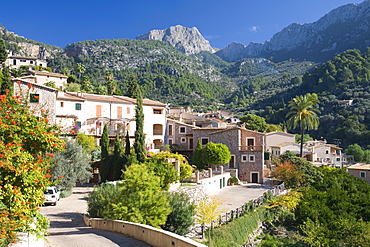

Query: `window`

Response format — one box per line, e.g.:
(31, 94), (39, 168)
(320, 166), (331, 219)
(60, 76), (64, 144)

(241, 155), (248, 162)
(181, 137), (186, 143)
(153, 109), (162, 114)
(201, 137), (209, 145)
(336, 157), (340, 162)
(168, 125), (173, 136)
(360, 171), (366, 178)
(60, 102), (64, 107)
(30, 94), (39, 103)
(247, 138), (255, 146)
(179, 126), (186, 134)
(127, 107), (131, 114)
(96, 105), (101, 117)
(249, 155), (255, 162)
(75, 103), (82, 110)
(76, 121), (81, 128)
(168, 139), (173, 145)
(117, 107), (122, 118)
(153, 124), (163, 135)
(326, 150), (329, 154)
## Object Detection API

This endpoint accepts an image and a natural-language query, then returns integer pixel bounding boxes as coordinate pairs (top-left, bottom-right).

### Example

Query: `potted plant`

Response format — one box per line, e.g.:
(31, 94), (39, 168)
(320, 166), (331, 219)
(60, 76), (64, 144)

(228, 176), (238, 186)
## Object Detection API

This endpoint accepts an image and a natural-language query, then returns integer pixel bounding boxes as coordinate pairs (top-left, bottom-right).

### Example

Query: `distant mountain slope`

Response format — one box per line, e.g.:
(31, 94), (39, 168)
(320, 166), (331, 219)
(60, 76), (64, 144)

(136, 25), (215, 55)
(216, 0), (370, 62)
(48, 38), (236, 107)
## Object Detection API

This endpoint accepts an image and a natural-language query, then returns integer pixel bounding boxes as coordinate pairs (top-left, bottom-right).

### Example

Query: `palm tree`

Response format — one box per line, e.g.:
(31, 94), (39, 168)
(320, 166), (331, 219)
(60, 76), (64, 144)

(75, 63), (85, 83)
(286, 93), (320, 157)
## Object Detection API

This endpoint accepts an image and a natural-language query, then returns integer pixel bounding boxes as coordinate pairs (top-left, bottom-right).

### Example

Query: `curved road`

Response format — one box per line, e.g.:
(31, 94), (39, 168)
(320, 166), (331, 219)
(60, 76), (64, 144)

(40, 185), (150, 247)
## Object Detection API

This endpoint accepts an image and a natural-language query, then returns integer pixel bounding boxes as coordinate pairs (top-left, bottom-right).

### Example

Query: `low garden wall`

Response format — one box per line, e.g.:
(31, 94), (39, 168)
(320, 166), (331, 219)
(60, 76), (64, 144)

(83, 215), (207, 247)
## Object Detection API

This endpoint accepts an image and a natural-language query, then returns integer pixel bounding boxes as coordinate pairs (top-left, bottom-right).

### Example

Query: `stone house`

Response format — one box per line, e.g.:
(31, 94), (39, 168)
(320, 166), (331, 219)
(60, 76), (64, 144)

(205, 127), (265, 183)
(166, 113), (265, 183)
(12, 79), (58, 124)
(347, 163), (370, 184)
(55, 92), (167, 151)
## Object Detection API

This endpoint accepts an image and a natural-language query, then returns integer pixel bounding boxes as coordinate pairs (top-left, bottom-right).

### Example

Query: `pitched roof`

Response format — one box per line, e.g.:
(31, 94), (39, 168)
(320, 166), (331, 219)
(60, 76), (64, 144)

(57, 92), (167, 107)
(208, 126), (264, 136)
(347, 163), (370, 170)
(270, 142), (299, 148)
(12, 78), (57, 92)
(265, 131), (295, 137)
(28, 70), (68, 78)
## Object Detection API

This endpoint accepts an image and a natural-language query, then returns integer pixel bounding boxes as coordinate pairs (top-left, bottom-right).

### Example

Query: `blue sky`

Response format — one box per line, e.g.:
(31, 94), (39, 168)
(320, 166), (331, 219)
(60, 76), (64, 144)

(1, 0), (364, 49)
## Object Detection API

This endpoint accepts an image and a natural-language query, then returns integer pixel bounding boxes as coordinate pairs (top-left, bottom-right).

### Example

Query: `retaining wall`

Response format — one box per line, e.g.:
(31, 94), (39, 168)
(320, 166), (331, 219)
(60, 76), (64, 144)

(84, 215), (207, 247)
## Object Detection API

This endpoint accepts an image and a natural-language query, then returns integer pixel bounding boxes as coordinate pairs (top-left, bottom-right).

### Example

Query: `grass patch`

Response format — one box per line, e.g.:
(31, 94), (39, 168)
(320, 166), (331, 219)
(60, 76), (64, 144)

(205, 206), (274, 247)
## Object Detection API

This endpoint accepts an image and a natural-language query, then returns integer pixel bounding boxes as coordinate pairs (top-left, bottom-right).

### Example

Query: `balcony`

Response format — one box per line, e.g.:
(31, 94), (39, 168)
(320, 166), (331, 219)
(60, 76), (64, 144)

(239, 146), (263, 152)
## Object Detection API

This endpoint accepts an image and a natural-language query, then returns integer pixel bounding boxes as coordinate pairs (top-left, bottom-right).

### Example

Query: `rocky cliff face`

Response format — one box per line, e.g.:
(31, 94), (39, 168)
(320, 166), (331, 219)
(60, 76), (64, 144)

(216, 0), (370, 62)
(0, 26), (61, 60)
(136, 25), (215, 55)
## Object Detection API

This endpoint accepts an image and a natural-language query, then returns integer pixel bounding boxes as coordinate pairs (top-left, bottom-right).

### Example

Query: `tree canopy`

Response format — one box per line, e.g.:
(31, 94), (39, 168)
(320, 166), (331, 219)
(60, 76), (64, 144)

(202, 142), (231, 166)
(286, 93), (320, 157)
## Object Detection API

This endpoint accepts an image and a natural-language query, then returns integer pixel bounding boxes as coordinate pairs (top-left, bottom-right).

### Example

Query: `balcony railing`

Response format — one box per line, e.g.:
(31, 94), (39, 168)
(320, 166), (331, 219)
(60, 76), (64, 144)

(239, 146), (263, 152)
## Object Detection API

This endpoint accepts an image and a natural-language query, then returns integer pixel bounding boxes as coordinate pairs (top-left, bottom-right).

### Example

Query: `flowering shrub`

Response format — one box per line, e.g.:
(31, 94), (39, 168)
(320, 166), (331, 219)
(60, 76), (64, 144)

(0, 89), (64, 246)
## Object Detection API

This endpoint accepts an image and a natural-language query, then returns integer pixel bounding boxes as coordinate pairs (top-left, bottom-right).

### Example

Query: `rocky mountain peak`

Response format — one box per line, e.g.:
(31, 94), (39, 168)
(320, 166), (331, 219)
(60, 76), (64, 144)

(136, 25), (215, 55)
(216, 0), (370, 62)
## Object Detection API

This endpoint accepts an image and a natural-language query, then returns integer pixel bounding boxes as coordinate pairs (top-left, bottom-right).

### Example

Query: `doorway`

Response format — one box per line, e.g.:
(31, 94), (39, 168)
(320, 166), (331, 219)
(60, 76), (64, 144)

(251, 172), (259, 183)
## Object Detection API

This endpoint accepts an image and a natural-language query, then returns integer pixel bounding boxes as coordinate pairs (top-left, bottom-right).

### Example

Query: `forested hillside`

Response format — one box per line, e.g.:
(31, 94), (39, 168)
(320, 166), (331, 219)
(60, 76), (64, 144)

(246, 49), (370, 148)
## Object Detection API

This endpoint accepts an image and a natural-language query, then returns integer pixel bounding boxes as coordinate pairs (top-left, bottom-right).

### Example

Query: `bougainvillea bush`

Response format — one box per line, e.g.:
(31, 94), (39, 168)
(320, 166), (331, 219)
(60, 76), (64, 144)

(0, 88), (64, 246)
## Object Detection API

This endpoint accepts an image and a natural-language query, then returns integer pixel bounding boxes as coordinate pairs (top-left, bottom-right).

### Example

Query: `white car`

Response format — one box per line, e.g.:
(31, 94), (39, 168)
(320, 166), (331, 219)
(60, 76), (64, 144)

(44, 186), (60, 206)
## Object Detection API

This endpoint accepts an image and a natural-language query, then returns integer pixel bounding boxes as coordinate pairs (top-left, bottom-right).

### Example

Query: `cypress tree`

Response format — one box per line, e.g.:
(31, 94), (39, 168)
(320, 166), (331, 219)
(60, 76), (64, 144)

(0, 39), (7, 65)
(100, 124), (110, 181)
(125, 130), (131, 156)
(192, 139), (206, 170)
(101, 124), (109, 159)
(134, 85), (146, 163)
(112, 133), (124, 180)
(128, 76), (146, 163)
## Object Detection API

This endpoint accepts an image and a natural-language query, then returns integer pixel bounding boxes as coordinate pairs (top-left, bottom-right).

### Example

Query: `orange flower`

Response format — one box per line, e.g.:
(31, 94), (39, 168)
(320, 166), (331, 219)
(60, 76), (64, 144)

(46, 153), (54, 157)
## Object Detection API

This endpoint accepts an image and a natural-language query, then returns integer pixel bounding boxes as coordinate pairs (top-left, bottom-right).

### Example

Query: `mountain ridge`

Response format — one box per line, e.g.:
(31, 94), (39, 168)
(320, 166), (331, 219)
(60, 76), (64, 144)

(216, 0), (370, 62)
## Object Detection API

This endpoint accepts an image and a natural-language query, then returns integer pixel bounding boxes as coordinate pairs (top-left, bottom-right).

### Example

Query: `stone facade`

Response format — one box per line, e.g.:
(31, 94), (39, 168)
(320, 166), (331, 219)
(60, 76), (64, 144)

(13, 79), (57, 124)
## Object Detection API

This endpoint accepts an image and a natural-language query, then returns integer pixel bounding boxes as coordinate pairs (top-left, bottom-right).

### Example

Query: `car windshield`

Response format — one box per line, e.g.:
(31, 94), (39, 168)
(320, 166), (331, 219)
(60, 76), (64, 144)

(44, 189), (53, 194)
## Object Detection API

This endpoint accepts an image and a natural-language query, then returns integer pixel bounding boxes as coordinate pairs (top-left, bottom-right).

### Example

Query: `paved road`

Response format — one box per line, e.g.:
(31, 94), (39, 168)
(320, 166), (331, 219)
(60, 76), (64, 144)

(212, 183), (272, 211)
(40, 185), (151, 247)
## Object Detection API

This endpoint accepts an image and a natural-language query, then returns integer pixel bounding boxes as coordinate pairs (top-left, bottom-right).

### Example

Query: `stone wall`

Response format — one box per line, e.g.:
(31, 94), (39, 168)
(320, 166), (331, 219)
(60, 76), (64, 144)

(84, 216), (207, 247)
